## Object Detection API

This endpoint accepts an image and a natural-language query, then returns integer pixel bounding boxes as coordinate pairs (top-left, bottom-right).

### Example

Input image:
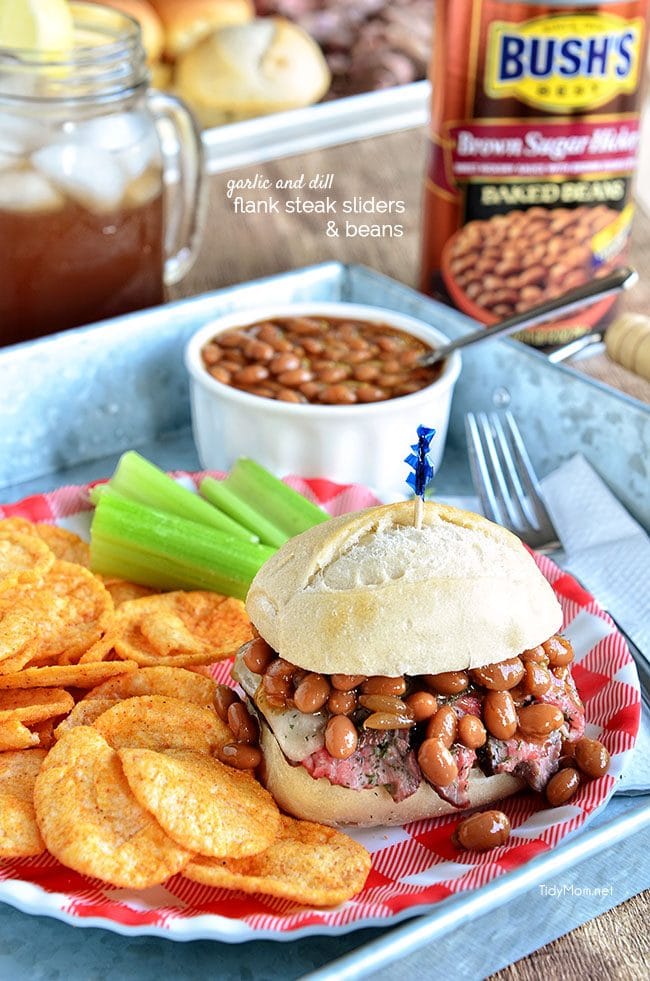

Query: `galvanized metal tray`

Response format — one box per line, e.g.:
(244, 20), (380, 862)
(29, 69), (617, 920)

(200, 82), (429, 175)
(0, 262), (648, 980)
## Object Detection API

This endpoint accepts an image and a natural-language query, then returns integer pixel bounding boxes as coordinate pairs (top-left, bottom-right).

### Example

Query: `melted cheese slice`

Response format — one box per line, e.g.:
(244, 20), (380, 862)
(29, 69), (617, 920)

(233, 652), (326, 762)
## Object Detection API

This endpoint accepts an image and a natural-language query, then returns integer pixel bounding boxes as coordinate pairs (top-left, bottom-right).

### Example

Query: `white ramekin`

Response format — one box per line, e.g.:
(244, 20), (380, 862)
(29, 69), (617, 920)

(184, 302), (461, 491)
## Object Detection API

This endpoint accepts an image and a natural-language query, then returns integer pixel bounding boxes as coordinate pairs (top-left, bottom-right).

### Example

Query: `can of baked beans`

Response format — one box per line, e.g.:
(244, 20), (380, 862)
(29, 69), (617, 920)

(419, 0), (649, 343)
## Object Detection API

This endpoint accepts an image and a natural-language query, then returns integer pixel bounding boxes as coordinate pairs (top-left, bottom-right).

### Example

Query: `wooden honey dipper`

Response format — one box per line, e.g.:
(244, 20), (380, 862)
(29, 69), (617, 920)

(606, 313), (650, 381)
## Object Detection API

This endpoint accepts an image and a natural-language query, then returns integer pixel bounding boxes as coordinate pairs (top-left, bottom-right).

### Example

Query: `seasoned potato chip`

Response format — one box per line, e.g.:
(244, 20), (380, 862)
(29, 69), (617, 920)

(0, 660), (137, 689)
(55, 668), (218, 738)
(87, 666), (217, 705)
(93, 694), (230, 754)
(0, 718), (40, 750)
(0, 643), (40, 674)
(113, 592), (252, 668)
(0, 517), (35, 534)
(0, 584), (44, 663)
(119, 747), (281, 859)
(34, 727), (192, 887)
(33, 525), (91, 567)
(185, 815), (372, 906)
(0, 749), (47, 857)
(0, 688), (74, 725)
(31, 718), (57, 749)
(35, 561), (114, 662)
(102, 579), (158, 607)
(0, 527), (54, 592)
(73, 630), (117, 664)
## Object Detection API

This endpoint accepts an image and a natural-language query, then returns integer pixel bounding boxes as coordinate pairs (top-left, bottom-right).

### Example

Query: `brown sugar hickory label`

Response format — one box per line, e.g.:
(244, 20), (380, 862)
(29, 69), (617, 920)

(419, 1), (649, 337)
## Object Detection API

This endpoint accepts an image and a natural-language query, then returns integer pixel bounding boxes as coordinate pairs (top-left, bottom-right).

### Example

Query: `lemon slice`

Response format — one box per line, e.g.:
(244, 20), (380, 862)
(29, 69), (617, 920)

(0, 0), (74, 52)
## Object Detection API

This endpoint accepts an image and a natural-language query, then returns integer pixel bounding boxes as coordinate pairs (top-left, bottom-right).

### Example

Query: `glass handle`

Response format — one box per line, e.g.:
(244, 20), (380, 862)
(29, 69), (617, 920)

(147, 90), (206, 287)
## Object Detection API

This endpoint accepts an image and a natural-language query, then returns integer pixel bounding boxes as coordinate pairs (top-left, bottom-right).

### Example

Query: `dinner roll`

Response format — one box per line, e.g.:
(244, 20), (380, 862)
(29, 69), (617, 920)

(174, 17), (332, 126)
(148, 0), (254, 58)
(91, 0), (165, 63)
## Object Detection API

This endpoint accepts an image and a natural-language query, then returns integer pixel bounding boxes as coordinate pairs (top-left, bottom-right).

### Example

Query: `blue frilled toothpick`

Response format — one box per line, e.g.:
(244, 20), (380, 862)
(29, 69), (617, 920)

(405, 425), (436, 529)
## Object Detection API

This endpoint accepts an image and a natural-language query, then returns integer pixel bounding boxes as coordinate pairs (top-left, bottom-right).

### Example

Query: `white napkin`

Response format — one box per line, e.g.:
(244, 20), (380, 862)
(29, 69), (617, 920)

(540, 454), (650, 659)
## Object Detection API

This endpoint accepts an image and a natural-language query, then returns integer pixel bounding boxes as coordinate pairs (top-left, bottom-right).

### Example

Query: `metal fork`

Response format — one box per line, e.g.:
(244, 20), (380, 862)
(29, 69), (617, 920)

(464, 410), (560, 552)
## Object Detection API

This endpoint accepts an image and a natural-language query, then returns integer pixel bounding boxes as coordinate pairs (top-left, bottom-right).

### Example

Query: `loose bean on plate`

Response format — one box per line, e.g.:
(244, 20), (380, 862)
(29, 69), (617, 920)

(453, 810), (511, 851)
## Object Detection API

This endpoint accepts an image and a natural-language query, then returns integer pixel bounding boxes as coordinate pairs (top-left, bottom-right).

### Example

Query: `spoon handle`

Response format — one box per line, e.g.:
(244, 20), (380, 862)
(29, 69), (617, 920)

(419, 266), (638, 367)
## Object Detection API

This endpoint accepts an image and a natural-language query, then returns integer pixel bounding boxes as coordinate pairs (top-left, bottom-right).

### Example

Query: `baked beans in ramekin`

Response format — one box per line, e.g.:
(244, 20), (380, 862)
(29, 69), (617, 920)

(184, 303), (461, 491)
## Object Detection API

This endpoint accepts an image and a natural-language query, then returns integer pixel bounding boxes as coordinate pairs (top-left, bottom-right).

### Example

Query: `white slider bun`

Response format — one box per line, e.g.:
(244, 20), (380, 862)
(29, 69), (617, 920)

(258, 720), (522, 827)
(246, 500), (563, 677)
(148, 0), (254, 58)
(174, 18), (331, 126)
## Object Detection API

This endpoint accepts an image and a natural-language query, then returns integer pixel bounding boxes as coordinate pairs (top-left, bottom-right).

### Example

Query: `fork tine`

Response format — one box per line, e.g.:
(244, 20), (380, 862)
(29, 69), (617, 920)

(489, 413), (535, 530)
(503, 411), (555, 532)
(476, 412), (523, 530)
(464, 413), (501, 524)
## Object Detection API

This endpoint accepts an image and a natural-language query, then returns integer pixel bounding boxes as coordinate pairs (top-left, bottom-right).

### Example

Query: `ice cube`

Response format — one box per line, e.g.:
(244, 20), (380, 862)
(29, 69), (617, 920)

(0, 169), (64, 213)
(0, 113), (49, 156)
(70, 111), (160, 180)
(31, 143), (127, 213)
(123, 168), (162, 208)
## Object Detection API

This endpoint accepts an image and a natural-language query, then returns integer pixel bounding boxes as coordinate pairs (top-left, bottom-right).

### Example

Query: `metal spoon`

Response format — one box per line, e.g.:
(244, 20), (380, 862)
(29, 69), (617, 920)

(419, 266), (638, 367)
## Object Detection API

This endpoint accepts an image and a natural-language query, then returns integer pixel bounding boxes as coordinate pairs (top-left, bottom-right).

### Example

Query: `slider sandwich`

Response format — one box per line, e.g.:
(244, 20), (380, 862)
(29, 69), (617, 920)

(234, 502), (585, 826)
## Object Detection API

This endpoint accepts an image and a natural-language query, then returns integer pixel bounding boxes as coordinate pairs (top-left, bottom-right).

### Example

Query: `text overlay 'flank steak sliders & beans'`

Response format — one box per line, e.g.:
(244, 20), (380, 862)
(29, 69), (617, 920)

(233, 501), (587, 827)
(185, 304), (461, 487)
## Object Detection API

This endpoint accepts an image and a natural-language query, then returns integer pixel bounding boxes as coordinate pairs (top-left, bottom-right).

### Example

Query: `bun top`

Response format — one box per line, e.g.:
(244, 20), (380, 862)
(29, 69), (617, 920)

(246, 501), (562, 676)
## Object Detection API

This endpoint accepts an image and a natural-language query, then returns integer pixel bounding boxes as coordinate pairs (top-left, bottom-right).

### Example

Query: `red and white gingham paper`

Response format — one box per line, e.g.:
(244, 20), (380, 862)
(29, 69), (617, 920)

(0, 475), (641, 942)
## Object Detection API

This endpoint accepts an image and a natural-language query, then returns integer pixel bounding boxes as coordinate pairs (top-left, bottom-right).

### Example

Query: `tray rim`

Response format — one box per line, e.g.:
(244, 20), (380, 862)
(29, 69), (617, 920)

(1, 259), (647, 421)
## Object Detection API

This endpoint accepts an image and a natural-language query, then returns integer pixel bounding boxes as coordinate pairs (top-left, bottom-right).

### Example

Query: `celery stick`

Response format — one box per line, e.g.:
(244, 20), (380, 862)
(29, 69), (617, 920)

(91, 537), (251, 596)
(108, 451), (257, 543)
(216, 458), (328, 541)
(90, 493), (273, 599)
(88, 483), (123, 506)
(200, 476), (289, 548)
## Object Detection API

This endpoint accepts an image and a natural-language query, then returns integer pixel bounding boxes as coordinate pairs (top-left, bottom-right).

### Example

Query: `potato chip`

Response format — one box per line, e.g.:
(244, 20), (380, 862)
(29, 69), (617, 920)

(54, 668), (218, 738)
(34, 560), (114, 663)
(0, 660), (137, 689)
(0, 642), (40, 674)
(0, 749), (47, 857)
(0, 527), (54, 592)
(0, 687), (74, 725)
(119, 747), (281, 859)
(185, 815), (372, 906)
(0, 517), (35, 534)
(70, 629), (117, 665)
(87, 666), (217, 706)
(0, 584), (43, 662)
(31, 718), (57, 749)
(34, 726), (192, 887)
(93, 694), (230, 754)
(113, 592), (252, 668)
(53, 696), (121, 738)
(0, 718), (40, 750)
(102, 579), (158, 607)
(32, 524), (91, 567)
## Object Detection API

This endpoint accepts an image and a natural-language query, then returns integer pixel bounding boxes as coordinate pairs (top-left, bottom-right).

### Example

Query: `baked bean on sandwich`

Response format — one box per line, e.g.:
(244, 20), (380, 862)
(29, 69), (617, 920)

(233, 501), (585, 826)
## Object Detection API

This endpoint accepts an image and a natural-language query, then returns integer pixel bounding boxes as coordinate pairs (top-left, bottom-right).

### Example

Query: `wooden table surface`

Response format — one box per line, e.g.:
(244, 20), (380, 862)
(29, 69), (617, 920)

(171, 127), (649, 977)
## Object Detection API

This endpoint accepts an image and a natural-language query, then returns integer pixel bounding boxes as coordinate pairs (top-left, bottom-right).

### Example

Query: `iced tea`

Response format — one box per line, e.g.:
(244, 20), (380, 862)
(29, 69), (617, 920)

(0, 164), (164, 346)
(0, 3), (204, 348)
